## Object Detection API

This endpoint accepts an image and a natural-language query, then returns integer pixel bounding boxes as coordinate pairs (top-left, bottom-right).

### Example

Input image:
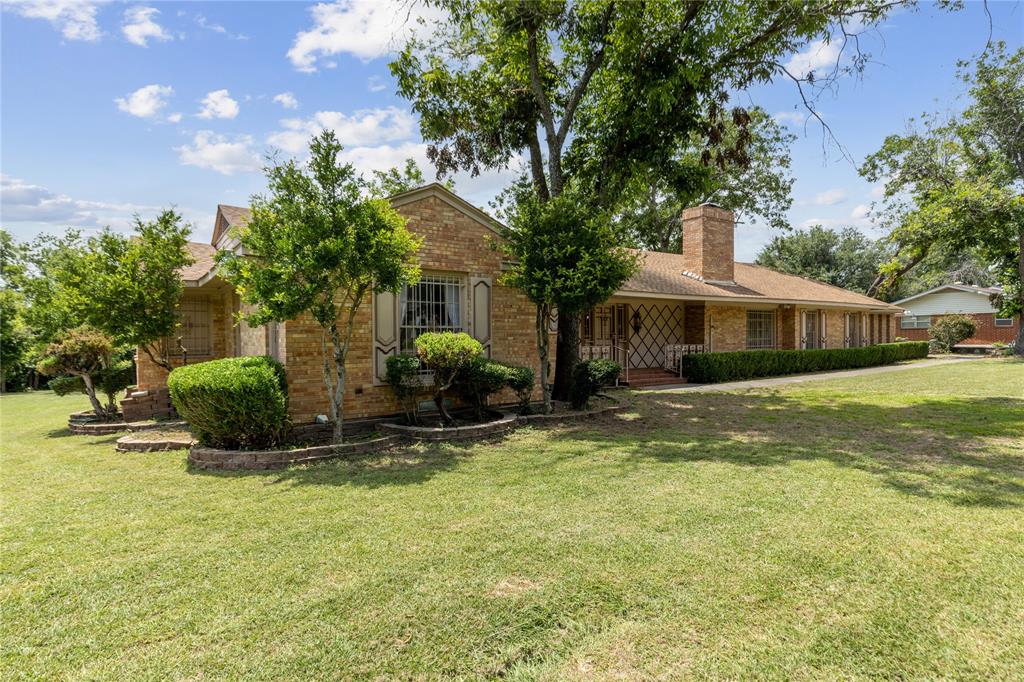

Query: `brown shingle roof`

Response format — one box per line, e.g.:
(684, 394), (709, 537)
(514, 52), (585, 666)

(181, 242), (217, 284)
(211, 204), (251, 246)
(622, 249), (900, 310)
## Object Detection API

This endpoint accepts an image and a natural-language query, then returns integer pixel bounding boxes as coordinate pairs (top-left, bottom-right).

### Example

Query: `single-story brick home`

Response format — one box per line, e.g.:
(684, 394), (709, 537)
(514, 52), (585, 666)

(131, 183), (902, 421)
(893, 284), (1019, 350)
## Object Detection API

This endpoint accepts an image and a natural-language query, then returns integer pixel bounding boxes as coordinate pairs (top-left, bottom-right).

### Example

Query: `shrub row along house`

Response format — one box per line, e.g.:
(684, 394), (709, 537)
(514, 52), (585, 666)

(893, 284), (1019, 350)
(129, 184), (902, 422)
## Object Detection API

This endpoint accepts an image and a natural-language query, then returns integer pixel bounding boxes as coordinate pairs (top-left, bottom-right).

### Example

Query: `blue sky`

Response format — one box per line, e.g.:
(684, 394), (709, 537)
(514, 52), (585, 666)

(2, 1), (1021, 259)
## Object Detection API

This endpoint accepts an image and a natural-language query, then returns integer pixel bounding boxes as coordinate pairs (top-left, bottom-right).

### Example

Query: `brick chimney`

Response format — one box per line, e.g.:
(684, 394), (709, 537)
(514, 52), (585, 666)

(681, 203), (735, 284)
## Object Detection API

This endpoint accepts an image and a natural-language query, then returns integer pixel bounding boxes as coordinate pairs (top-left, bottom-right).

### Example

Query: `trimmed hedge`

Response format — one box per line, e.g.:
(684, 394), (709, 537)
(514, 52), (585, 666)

(679, 341), (929, 384)
(168, 356), (289, 449)
(570, 359), (622, 409)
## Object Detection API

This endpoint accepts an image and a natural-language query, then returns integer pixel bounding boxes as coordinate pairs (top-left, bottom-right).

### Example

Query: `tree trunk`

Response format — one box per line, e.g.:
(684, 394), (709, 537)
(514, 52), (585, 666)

(1015, 231), (1024, 355)
(80, 373), (106, 419)
(552, 311), (580, 401)
(536, 304), (552, 414)
(434, 391), (455, 426)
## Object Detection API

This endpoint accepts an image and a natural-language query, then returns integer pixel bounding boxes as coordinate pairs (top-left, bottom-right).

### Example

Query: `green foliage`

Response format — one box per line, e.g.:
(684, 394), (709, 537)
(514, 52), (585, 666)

(167, 356), (289, 449)
(414, 332), (482, 424)
(929, 315), (977, 353)
(455, 357), (513, 420)
(679, 342), (929, 383)
(755, 226), (889, 294)
(370, 159), (453, 198)
(569, 359), (621, 410)
(621, 107), (795, 251)
(384, 354), (424, 425)
(218, 130), (421, 442)
(47, 358), (134, 408)
(861, 42), (1023, 351)
(0, 288), (31, 391)
(57, 211), (193, 372)
(36, 326), (117, 418)
(505, 364), (535, 415)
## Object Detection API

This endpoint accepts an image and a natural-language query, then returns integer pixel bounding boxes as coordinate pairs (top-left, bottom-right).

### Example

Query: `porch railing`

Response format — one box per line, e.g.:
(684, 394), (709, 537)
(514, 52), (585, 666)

(664, 343), (705, 377)
(579, 342), (630, 385)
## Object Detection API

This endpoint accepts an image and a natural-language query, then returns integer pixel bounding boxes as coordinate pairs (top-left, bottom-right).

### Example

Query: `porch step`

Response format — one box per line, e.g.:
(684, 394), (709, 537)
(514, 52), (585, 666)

(624, 368), (687, 388)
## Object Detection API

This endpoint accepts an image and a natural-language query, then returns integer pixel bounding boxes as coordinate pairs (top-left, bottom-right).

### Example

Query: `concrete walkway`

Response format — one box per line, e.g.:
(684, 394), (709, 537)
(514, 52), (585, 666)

(645, 356), (986, 393)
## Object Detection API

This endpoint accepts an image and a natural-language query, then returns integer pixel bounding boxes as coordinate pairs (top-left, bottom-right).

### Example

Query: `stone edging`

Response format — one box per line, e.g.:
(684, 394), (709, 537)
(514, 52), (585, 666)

(188, 435), (405, 471)
(116, 434), (195, 452)
(67, 418), (129, 435)
(378, 412), (519, 441)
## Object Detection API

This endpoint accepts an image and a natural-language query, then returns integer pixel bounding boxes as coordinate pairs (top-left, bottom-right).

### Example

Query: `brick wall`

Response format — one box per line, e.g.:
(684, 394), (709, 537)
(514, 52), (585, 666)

(681, 205), (735, 283)
(283, 194), (551, 423)
(899, 312), (1019, 345)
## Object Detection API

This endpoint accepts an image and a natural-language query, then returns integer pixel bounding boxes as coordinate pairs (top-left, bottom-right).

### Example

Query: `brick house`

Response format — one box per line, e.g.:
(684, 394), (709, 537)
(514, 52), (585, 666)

(130, 184), (901, 421)
(893, 284), (1019, 349)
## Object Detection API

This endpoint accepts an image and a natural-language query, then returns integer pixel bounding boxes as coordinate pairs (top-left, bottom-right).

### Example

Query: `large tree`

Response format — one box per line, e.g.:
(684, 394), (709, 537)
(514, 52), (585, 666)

(218, 131), (422, 443)
(861, 42), (1024, 352)
(621, 107), (795, 253)
(60, 211), (193, 373)
(755, 225), (887, 294)
(393, 0), (922, 398)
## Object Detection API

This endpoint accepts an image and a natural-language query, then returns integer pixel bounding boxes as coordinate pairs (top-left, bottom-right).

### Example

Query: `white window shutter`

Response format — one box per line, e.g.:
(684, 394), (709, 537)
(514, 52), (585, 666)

(470, 276), (492, 356)
(820, 311), (827, 348)
(373, 289), (399, 382)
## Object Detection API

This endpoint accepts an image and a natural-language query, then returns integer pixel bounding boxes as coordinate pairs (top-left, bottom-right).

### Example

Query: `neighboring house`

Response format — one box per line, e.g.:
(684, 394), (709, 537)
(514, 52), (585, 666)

(893, 284), (1019, 348)
(130, 184), (901, 422)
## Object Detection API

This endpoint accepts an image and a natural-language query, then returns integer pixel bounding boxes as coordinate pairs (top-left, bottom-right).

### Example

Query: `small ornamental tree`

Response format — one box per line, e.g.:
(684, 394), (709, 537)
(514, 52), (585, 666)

(929, 315), (977, 353)
(36, 326), (115, 418)
(58, 211), (193, 373)
(414, 332), (482, 425)
(218, 130), (421, 443)
(500, 184), (638, 414)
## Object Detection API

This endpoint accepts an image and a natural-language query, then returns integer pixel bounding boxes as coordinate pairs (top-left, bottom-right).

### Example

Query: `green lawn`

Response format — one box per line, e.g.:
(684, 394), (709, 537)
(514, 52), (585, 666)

(2, 359), (1023, 680)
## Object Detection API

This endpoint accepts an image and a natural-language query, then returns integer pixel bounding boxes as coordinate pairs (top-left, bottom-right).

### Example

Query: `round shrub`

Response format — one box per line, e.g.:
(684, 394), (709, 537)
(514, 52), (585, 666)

(929, 314), (977, 353)
(385, 353), (425, 424)
(415, 331), (483, 424)
(505, 364), (535, 415)
(168, 356), (289, 449)
(569, 359), (621, 410)
(456, 357), (514, 419)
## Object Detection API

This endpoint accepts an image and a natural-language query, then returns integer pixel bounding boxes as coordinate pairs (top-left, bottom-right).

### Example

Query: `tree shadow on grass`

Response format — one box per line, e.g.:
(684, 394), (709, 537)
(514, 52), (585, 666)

(549, 391), (1024, 508)
(188, 437), (486, 490)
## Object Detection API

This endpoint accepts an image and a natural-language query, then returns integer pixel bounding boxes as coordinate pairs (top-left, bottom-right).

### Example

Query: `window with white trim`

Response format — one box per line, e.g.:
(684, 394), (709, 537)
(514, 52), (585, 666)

(746, 310), (776, 350)
(900, 315), (931, 329)
(399, 274), (465, 352)
(173, 299), (212, 356)
(995, 317), (1013, 327)
(803, 310), (821, 349)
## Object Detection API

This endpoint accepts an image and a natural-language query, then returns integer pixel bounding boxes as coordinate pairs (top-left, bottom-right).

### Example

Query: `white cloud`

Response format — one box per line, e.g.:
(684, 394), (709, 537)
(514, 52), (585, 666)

(176, 131), (261, 175)
(784, 38), (841, 79)
(273, 92), (299, 110)
(870, 181), (888, 199)
(0, 174), (164, 231)
(287, 0), (444, 72)
(167, 112), (182, 123)
(772, 110), (806, 127)
(197, 89), (240, 119)
(812, 188), (848, 206)
(267, 106), (416, 154)
(7, 0), (103, 41)
(851, 203), (870, 220)
(122, 6), (171, 47)
(367, 75), (387, 92)
(194, 13), (247, 40)
(115, 84), (174, 119)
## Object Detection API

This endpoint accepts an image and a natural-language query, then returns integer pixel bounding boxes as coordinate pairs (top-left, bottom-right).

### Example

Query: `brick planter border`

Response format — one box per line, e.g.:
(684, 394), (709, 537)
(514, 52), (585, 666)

(67, 416), (129, 435)
(116, 434), (195, 452)
(378, 412), (519, 441)
(188, 435), (405, 471)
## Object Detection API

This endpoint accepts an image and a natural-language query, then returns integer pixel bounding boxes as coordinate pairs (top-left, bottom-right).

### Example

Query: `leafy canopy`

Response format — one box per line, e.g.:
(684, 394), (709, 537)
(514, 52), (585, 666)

(755, 225), (888, 295)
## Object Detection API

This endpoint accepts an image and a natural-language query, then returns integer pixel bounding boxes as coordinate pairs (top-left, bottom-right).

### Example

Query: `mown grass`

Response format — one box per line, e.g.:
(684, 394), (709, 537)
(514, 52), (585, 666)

(2, 359), (1022, 679)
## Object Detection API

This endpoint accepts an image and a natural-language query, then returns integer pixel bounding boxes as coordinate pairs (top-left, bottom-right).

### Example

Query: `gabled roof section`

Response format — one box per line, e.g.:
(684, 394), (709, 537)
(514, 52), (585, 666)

(620, 250), (902, 311)
(891, 283), (1002, 307)
(388, 182), (505, 235)
(181, 242), (218, 285)
(211, 204), (252, 246)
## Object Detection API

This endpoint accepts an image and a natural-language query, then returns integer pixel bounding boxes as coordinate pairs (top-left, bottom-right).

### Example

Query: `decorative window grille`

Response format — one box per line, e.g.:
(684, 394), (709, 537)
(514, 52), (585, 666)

(399, 274), (465, 352)
(174, 299), (212, 356)
(746, 310), (776, 350)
